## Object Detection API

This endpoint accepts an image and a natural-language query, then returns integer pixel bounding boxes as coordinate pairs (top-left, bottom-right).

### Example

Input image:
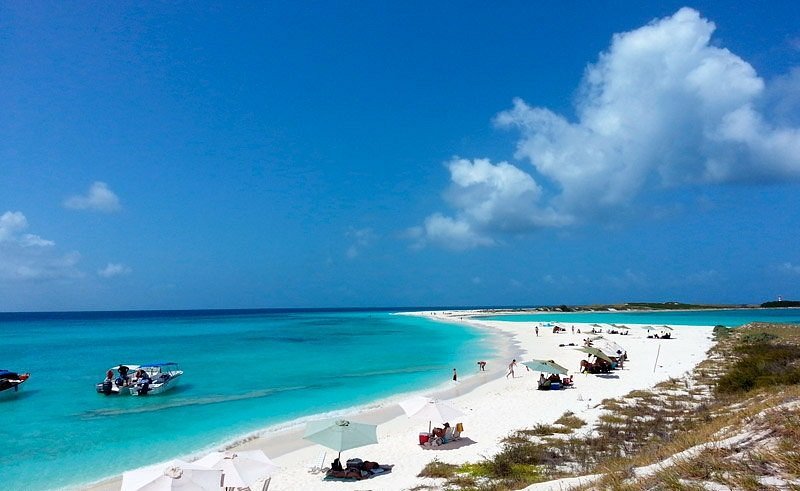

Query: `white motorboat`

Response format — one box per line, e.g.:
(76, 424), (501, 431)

(96, 364), (139, 395)
(0, 370), (30, 399)
(129, 362), (183, 396)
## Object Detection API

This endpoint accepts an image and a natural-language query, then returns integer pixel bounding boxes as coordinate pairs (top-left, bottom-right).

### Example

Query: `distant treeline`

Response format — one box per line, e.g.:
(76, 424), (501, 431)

(624, 302), (728, 310)
(761, 300), (800, 308)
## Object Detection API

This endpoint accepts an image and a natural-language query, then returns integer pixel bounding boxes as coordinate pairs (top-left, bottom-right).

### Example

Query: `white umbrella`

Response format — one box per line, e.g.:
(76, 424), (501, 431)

(195, 450), (279, 489)
(592, 338), (626, 358)
(303, 419), (378, 459)
(121, 459), (223, 491)
(399, 396), (464, 433)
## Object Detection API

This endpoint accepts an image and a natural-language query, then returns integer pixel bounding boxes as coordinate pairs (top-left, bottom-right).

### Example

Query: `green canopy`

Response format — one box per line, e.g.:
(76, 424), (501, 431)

(575, 346), (614, 363)
(522, 359), (568, 375)
(303, 419), (378, 459)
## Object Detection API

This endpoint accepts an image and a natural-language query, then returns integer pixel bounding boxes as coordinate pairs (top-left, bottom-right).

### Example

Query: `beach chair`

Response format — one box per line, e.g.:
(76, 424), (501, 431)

(442, 426), (455, 443)
(307, 451), (327, 474)
(453, 422), (463, 439)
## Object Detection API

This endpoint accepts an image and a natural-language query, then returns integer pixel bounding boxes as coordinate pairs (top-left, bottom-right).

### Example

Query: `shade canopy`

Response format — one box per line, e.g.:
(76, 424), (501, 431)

(303, 419), (378, 454)
(121, 459), (222, 491)
(194, 450), (279, 488)
(522, 359), (568, 375)
(591, 338), (626, 357)
(399, 395), (464, 433)
(575, 346), (614, 363)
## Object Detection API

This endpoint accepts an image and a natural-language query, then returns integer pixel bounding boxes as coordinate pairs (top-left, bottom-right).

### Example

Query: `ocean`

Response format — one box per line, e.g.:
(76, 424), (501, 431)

(0, 309), (490, 490)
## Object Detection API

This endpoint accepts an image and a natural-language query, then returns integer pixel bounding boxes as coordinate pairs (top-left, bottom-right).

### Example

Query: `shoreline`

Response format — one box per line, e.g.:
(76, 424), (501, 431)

(84, 311), (715, 491)
(83, 310), (520, 491)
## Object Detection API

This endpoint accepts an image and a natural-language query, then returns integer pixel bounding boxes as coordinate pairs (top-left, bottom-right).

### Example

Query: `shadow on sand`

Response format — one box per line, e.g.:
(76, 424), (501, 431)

(420, 437), (477, 450)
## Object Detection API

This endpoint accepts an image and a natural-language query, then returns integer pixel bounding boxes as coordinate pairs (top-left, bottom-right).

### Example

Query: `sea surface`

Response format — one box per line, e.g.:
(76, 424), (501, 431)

(0, 309), (491, 490)
(478, 308), (800, 326)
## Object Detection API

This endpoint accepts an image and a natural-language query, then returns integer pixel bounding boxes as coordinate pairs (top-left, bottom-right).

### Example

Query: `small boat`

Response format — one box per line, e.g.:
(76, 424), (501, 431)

(96, 364), (140, 395)
(129, 362), (183, 396)
(0, 370), (30, 399)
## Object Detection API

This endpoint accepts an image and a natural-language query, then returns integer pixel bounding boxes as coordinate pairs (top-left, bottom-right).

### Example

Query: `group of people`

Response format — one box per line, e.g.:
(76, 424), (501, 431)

(327, 458), (389, 480)
(103, 366), (152, 387)
(537, 373), (573, 390)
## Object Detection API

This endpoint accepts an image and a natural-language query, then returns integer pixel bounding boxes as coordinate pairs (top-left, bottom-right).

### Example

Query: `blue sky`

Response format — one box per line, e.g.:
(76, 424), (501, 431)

(1, 2), (799, 311)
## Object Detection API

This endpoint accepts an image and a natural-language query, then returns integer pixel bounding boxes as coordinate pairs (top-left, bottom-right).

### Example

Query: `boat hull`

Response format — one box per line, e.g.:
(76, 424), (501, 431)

(129, 372), (182, 396)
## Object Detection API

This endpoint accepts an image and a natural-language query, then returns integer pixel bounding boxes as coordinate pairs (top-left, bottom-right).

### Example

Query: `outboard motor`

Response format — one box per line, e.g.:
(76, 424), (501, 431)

(102, 379), (114, 395)
(137, 382), (150, 396)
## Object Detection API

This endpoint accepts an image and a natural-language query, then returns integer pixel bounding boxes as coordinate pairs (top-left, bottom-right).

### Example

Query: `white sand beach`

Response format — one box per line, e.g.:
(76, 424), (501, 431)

(88, 312), (715, 491)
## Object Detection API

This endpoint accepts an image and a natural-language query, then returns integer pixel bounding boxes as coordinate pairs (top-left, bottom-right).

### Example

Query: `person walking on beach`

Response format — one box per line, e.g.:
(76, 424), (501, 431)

(452, 368), (458, 382)
(477, 360), (486, 371)
(535, 325), (539, 337)
(506, 359), (517, 378)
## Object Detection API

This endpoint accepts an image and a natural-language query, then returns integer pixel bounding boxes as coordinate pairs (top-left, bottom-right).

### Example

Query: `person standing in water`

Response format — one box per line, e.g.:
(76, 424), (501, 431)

(452, 368), (458, 381)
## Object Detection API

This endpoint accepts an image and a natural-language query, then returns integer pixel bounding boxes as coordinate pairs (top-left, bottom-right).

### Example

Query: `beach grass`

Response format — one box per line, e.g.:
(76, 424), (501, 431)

(424, 322), (800, 490)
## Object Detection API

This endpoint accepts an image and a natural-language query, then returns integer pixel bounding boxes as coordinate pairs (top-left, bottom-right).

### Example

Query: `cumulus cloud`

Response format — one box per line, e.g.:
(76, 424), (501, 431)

(0, 211), (82, 280)
(412, 158), (568, 249)
(414, 8), (800, 249)
(64, 182), (121, 212)
(98, 263), (132, 278)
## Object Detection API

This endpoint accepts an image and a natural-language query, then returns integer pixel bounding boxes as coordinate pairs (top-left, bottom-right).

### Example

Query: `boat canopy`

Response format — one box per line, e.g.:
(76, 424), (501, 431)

(140, 362), (179, 368)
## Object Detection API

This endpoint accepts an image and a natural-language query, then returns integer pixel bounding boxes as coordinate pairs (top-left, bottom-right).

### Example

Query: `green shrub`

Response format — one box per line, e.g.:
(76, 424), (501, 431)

(418, 458), (458, 478)
(716, 341), (800, 394)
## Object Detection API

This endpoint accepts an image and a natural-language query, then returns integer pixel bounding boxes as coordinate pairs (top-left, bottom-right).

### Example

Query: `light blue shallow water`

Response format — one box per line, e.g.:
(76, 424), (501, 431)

(477, 308), (800, 326)
(0, 309), (491, 490)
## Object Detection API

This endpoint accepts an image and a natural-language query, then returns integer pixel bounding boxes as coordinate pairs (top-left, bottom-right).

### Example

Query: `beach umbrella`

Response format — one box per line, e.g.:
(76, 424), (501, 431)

(659, 325), (674, 331)
(399, 396), (464, 433)
(575, 346), (614, 363)
(521, 359), (568, 375)
(303, 419), (378, 459)
(194, 450), (279, 489)
(592, 338), (626, 357)
(121, 459), (223, 491)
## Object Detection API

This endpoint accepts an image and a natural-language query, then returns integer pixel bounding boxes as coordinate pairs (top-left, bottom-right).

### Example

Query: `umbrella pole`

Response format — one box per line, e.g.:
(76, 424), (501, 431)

(428, 420), (432, 434)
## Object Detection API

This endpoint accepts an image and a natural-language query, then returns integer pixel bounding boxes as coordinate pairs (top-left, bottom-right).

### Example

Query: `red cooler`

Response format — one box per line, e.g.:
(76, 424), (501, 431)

(419, 432), (430, 444)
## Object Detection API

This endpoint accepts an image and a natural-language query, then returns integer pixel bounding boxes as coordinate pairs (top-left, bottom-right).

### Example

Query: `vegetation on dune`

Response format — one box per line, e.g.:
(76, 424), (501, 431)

(419, 322), (800, 490)
(761, 299), (800, 307)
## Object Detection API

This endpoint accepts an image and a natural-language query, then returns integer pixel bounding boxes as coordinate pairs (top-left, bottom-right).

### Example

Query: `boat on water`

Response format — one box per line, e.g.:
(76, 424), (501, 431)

(129, 362), (183, 396)
(96, 364), (139, 395)
(0, 370), (30, 399)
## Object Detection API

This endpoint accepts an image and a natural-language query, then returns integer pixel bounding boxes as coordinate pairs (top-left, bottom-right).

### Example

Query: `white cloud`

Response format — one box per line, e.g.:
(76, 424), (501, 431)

(496, 8), (800, 218)
(345, 228), (376, 259)
(412, 157), (569, 249)
(64, 182), (121, 213)
(414, 213), (495, 250)
(0, 211), (83, 280)
(98, 263), (132, 278)
(414, 8), (800, 249)
(777, 262), (800, 275)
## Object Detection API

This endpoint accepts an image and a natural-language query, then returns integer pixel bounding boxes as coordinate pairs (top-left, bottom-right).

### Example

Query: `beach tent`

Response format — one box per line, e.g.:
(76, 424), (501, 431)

(522, 359), (568, 375)
(575, 346), (614, 363)
(399, 396), (464, 434)
(195, 450), (279, 490)
(121, 459), (222, 491)
(303, 419), (378, 460)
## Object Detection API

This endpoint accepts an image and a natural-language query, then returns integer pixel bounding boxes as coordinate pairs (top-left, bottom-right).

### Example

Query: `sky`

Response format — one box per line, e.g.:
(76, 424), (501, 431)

(1, 2), (799, 311)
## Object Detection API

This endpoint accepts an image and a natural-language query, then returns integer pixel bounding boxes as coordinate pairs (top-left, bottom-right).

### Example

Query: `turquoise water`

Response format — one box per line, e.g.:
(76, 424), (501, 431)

(0, 310), (490, 490)
(477, 308), (800, 326)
